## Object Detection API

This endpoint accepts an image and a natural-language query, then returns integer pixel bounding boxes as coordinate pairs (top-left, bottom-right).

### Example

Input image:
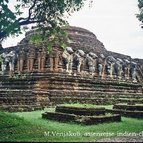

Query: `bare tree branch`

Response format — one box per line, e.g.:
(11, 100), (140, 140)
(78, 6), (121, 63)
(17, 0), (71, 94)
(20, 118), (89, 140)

(18, 0), (37, 23)
(19, 20), (44, 26)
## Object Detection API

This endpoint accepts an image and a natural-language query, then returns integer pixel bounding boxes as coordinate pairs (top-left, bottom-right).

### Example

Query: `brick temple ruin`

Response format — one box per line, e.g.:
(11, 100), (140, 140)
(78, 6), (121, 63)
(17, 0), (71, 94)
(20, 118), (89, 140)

(0, 26), (143, 112)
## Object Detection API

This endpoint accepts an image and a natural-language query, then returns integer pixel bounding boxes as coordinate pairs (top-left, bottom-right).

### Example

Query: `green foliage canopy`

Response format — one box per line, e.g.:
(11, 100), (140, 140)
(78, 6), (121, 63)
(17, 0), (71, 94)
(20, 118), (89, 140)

(0, 0), (86, 44)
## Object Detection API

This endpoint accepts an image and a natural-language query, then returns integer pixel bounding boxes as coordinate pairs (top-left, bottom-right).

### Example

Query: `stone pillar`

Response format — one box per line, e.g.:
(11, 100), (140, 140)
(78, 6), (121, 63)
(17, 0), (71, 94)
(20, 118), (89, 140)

(38, 48), (42, 71)
(124, 66), (130, 80)
(49, 46), (62, 72)
(0, 53), (6, 75)
(54, 55), (59, 72)
(96, 54), (105, 79)
(98, 59), (105, 79)
(94, 58), (98, 76)
(38, 48), (46, 72)
(17, 49), (25, 73)
(1, 62), (6, 75)
(1, 52), (9, 74)
(9, 61), (14, 76)
(118, 64), (123, 80)
(110, 63), (114, 79)
(130, 62), (137, 82)
(27, 47), (36, 72)
(41, 48), (47, 71)
(6, 51), (16, 77)
(68, 54), (73, 74)
(49, 50), (56, 72)
(87, 57), (95, 76)
(127, 66), (130, 80)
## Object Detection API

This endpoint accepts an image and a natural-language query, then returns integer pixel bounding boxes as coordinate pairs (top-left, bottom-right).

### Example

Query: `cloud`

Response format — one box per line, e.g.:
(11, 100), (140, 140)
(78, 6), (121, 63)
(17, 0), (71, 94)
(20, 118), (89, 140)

(68, 0), (143, 59)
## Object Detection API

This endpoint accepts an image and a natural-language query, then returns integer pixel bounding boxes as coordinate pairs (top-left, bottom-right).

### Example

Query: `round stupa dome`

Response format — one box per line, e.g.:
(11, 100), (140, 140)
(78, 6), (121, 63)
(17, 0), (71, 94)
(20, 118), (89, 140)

(20, 26), (107, 54)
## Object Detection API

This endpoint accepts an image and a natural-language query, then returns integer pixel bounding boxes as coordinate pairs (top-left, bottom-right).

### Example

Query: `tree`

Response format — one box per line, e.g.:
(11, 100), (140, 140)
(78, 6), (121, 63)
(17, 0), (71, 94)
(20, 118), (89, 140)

(137, 0), (143, 28)
(0, 0), (86, 44)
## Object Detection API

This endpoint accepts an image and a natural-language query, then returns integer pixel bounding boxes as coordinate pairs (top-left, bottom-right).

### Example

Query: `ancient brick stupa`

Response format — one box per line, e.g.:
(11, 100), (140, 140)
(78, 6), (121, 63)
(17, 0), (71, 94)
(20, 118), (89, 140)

(0, 26), (143, 112)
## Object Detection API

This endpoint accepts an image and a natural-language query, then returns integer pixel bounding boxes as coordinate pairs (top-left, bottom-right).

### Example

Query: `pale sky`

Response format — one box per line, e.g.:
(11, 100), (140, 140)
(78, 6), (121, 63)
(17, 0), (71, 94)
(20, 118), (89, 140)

(2, 0), (143, 59)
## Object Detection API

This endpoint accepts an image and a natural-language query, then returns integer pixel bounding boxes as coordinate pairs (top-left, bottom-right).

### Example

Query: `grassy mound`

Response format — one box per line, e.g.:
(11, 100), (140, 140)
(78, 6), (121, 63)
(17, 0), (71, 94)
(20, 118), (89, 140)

(0, 111), (49, 142)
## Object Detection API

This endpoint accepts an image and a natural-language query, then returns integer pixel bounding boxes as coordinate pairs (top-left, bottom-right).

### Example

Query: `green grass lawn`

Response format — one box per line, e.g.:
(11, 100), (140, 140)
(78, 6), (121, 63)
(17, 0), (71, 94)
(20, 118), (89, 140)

(0, 108), (143, 142)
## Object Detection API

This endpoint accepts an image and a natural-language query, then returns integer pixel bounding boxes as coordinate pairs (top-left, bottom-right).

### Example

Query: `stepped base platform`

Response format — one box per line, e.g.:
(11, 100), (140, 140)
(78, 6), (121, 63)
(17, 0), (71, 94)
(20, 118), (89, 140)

(113, 104), (143, 111)
(0, 72), (143, 112)
(42, 105), (121, 125)
(55, 105), (105, 116)
(107, 104), (143, 118)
